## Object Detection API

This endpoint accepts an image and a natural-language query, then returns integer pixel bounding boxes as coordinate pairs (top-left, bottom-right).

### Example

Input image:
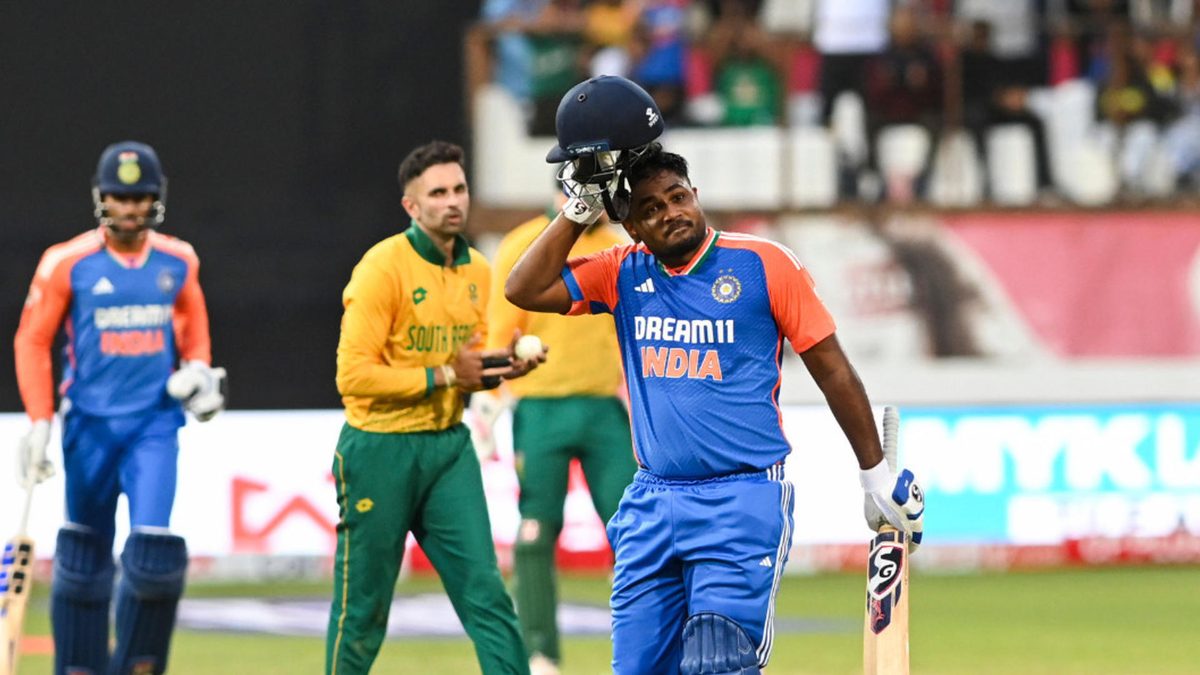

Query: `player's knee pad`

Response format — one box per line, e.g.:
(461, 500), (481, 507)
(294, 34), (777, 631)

(680, 613), (761, 675)
(110, 530), (188, 675)
(51, 524), (114, 675)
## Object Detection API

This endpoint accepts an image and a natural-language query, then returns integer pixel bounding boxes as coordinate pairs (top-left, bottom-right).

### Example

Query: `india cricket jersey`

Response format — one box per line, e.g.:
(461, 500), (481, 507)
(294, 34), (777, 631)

(562, 228), (835, 479)
(15, 228), (211, 420)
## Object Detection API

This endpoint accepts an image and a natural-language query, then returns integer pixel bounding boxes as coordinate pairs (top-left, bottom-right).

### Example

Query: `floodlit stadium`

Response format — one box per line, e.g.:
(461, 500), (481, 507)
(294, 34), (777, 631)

(2, 2), (1198, 674)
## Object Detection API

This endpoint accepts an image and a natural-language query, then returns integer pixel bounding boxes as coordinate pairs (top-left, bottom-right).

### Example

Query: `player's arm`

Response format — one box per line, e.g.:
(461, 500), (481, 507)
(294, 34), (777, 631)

(337, 259), (443, 400)
(14, 256), (71, 423)
(506, 173), (611, 313)
(761, 242), (878, 467)
(798, 335), (884, 470)
(13, 254), (70, 484)
(505, 213), (587, 314)
(801, 333), (923, 547)
(764, 242), (922, 541)
(172, 254), (212, 364)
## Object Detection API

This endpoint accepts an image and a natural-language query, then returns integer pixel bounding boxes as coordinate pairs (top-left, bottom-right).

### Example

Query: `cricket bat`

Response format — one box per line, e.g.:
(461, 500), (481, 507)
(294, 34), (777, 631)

(1, 479), (37, 675)
(863, 405), (909, 675)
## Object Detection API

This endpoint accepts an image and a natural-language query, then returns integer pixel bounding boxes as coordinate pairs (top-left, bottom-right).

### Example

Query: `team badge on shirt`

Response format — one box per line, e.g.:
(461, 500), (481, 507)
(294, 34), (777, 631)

(157, 270), (175, 293)
(711, 272), (741, 304)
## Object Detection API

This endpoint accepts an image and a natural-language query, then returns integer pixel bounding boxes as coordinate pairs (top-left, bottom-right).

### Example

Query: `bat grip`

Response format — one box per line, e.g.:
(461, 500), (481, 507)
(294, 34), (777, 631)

(17, 477), (36, 537)
(881, 406), (899, 474)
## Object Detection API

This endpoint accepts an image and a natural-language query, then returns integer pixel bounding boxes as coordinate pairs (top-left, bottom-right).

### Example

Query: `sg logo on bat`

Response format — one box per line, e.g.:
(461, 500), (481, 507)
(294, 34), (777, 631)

(866, 529), (906, 634)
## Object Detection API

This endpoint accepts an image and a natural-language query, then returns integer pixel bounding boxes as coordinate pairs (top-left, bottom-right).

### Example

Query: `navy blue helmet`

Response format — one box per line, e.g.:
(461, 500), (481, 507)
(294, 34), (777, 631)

(547, 76), (665, 221)
(92, 141), (168, 228)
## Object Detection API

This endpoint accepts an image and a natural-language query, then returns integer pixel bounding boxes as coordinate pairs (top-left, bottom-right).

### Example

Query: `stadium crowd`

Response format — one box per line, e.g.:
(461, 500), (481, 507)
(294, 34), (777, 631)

(478, 0), (1200, 205)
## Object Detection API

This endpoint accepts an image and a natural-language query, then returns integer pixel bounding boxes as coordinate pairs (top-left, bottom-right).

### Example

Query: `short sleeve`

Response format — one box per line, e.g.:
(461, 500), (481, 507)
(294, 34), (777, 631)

(561, 244), (633, 316)
(760, 242), (836, 353)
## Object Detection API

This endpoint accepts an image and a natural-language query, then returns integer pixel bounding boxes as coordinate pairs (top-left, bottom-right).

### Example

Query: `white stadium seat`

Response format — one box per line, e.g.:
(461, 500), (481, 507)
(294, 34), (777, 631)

(876, 124), (932, 203)
(787, 126), (838, 208)
(986, 124), (1037, 206)
(664, 127), (785, 210)
(929, 130), (983, 207)
(472, 84), (559, 206)
(830, 91), (868, 168)
(1056, 142), (1118, 206)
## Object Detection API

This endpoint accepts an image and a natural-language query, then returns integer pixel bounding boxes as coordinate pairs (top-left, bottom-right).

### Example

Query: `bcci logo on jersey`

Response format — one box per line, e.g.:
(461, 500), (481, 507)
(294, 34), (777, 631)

(711, 274), (741, 304)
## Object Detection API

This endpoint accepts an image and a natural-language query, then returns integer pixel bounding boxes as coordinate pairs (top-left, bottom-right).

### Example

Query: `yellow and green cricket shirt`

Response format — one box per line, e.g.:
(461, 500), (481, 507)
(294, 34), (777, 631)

(487, 213), (626, 398)
(337, 223), (490, 433)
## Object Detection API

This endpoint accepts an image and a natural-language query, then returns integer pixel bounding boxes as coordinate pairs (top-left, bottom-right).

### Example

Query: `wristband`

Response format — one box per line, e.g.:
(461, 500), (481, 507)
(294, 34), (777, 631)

(441, 365), (457, 388)
(859, 459), (893, 493)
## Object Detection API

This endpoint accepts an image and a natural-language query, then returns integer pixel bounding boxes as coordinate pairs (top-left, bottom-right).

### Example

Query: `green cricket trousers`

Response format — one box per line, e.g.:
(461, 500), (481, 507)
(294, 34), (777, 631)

(326, 422), (528, 675)
(512, 396), (637, 663)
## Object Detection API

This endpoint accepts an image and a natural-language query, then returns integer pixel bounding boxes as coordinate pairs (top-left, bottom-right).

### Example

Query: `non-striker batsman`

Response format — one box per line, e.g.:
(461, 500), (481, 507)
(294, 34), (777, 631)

(506, 76), (926, 674)
(14, 141), (225, 674)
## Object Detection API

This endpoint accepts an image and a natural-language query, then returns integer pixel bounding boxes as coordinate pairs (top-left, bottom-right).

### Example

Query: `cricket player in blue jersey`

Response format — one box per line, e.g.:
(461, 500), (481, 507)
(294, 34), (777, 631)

(506, 76), (925, 674)
(14, 141), (226, 674)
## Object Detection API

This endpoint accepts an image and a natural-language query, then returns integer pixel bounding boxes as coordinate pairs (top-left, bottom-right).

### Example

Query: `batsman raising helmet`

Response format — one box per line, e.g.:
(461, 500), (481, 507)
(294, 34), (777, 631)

(510, 77), (925, 674)
(14, 140), (225, 674)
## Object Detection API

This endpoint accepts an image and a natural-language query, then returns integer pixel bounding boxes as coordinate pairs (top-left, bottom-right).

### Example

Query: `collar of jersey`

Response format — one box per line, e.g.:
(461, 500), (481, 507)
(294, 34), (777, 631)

(100, 226), (153, 269)
(657, 228), (718, 277)
(405, 220), (471, 267)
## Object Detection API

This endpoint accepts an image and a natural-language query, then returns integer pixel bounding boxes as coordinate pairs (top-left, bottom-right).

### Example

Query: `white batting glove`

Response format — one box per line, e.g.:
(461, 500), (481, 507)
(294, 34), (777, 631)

(17, 419), (55, 486)
(861, 459), (925, 552)
(467, 391), (511, 462)
(560, 163), (606, 226)
(167, 360), (227, 422)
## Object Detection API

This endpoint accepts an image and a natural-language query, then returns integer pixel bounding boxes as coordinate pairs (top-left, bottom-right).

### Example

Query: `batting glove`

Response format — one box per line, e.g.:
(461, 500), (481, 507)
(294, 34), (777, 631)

(560, 163), (607, 226)
(467, 391), (511, 462)
(17, 418), (55, 486)
(167, 360), (227, 422)
(861, 459), (925, 552)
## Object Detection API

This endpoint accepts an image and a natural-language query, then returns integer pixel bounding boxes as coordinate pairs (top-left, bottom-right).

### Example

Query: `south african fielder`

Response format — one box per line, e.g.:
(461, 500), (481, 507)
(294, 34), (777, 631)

(327, 140), (543, 674)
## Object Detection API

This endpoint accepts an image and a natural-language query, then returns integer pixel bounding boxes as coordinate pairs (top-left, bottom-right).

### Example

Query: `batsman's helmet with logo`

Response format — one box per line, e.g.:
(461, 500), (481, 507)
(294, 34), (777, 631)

(92, 141), (168, 227)
(546, 76), (665, 221)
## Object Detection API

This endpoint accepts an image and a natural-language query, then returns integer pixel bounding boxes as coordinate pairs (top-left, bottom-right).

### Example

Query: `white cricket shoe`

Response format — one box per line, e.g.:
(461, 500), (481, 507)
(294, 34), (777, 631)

(529, 653), (560, 675)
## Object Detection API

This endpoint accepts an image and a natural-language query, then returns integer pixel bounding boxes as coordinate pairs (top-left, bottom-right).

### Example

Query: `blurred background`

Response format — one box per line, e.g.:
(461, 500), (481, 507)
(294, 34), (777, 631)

(2, 0), (1199, 673)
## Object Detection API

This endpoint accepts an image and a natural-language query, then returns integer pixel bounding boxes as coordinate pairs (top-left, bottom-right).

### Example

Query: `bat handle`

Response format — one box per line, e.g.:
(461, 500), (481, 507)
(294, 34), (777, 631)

(881, 406), (899, 474)
(17, 476), (36, 537)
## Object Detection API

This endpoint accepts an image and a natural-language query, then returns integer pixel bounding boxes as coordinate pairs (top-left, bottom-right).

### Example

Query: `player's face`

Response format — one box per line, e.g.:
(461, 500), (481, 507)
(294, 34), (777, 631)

(403, 162), (470, 238)
(624, 169), (707, 266)
(102, 193), (154, 245)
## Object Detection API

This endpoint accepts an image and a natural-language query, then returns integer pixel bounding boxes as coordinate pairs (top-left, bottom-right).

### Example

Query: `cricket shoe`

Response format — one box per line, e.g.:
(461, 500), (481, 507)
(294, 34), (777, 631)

(529, 653), (560, 675)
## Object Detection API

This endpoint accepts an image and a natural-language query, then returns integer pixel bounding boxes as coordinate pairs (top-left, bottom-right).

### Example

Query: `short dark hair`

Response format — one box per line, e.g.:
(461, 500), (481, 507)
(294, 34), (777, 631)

(398, 140), (465, 191)
(627, 143), (690, 191)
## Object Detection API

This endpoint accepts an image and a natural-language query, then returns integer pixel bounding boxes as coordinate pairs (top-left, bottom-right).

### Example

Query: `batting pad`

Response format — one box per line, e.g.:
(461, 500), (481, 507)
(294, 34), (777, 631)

(111, 530), (188, 675)
(680, 612), (761, 675)
(51, 525), (115, 674)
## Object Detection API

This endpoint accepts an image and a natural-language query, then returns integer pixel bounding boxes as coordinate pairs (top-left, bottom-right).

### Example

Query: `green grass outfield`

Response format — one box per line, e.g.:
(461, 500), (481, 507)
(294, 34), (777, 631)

(15, 566), (1199, 674)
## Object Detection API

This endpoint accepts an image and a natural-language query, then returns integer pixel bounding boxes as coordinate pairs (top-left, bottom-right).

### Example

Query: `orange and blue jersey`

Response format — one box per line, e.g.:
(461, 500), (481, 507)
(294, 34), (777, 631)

(14, 228), (211, 421)
(561, 228), (835, 480)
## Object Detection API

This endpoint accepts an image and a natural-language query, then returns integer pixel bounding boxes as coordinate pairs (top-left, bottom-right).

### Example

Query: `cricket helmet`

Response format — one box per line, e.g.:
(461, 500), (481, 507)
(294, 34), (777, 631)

(546, 75), (665, 221)
(92, 140), (168, 227)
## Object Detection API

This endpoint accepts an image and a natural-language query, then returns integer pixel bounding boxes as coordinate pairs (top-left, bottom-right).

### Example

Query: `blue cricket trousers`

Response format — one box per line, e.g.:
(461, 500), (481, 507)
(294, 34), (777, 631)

(607, 466), (794, 674)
